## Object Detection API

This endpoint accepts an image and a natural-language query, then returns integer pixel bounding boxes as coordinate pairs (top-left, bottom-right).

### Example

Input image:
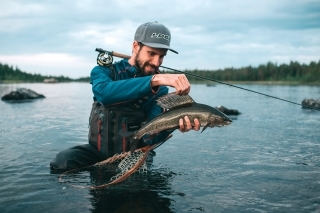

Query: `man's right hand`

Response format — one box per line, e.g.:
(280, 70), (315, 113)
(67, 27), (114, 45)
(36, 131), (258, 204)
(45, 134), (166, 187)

(151, 74), (191, 95)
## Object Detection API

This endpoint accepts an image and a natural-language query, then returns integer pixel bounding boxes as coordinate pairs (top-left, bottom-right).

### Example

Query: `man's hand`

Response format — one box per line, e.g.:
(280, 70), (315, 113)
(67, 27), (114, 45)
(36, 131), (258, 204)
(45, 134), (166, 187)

(178, 116), (200, 133)
(151, 74), (190, 95)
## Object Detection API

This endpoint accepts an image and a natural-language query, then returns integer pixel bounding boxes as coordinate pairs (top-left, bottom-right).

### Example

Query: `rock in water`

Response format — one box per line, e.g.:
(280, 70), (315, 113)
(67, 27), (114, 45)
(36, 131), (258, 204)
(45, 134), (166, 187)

(1, 88), (45, 101)
(215, 105), (241, 115)
(301, 98), (320, 109)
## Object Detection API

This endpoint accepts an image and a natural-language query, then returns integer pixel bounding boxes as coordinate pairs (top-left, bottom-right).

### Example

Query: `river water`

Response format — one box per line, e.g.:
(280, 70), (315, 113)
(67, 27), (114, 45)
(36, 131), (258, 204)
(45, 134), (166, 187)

(0, 82), (319, 213)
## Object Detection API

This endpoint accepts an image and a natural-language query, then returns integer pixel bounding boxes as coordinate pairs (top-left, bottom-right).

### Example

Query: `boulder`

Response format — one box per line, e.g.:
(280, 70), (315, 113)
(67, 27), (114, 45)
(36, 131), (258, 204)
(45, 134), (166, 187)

(215, 105), (241, 115)
(1, 88), (45, 101)
(301, 98), (320, 109)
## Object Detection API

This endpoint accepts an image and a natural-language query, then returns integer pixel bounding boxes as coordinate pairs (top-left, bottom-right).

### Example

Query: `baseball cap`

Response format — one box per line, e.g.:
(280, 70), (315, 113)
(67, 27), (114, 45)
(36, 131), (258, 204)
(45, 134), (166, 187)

(134, 21), (178, 54)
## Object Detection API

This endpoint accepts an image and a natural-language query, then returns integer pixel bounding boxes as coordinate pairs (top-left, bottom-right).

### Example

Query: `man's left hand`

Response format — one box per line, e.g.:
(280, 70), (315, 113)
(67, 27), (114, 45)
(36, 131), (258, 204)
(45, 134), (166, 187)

(178, 116), (200, 133)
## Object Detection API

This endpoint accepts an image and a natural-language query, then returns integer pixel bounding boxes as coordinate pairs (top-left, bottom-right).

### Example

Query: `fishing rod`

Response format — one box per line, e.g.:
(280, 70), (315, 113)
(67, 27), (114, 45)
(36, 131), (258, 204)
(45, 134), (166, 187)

(95, 48), (320, 111)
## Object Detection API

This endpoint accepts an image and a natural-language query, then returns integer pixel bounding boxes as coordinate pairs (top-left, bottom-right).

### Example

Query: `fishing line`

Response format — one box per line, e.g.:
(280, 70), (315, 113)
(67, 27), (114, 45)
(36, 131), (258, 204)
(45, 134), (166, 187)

(160, 66), (320, 111)
(95, 48), (320, 112)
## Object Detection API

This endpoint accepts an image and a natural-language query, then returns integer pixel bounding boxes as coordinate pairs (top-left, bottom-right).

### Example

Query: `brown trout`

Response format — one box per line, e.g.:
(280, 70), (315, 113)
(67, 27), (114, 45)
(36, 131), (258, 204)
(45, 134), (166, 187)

(122, 93), (232, 152)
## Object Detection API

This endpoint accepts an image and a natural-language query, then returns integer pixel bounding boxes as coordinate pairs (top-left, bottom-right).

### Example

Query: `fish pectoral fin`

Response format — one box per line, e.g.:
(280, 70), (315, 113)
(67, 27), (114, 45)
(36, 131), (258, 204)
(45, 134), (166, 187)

(130, 139), (140, 153)
(201, 124), (210, 133)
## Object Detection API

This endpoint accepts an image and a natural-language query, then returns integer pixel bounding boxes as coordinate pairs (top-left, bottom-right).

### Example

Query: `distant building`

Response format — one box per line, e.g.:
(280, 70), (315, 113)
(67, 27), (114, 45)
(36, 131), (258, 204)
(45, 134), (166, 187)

(43, 78), (58, 83)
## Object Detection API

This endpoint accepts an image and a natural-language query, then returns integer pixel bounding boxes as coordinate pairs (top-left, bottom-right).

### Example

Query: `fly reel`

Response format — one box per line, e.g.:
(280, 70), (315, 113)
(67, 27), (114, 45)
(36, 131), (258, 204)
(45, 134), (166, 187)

(96, 48), (113, 66)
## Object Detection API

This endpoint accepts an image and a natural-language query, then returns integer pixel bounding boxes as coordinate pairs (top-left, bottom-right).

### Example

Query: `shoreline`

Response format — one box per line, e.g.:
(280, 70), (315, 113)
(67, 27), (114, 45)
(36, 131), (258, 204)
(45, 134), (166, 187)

(1, 80), (319, 86)
(0, 80), (89, 84)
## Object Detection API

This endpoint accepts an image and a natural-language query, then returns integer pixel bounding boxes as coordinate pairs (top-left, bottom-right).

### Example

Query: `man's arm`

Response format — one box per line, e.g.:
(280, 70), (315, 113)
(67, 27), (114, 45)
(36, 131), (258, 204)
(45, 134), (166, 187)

(91, 65), (200, 132)
(91, 66), (157, 106)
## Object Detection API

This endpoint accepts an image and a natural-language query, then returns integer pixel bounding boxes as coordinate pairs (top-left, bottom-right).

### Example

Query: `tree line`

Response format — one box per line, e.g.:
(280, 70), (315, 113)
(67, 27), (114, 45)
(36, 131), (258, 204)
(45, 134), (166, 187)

(163, 60), (320, 83)
(1, 60), (319, 83)
(0, 63), (89, 83)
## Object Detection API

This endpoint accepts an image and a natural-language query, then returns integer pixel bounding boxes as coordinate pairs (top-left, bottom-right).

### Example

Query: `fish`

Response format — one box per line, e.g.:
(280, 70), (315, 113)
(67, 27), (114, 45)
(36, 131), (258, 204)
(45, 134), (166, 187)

(121, 93), (232, 152)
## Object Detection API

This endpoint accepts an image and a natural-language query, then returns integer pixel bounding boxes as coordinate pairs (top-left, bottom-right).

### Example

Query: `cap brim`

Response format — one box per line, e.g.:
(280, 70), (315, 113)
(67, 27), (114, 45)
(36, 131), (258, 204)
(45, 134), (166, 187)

(141, 42), (178, 54)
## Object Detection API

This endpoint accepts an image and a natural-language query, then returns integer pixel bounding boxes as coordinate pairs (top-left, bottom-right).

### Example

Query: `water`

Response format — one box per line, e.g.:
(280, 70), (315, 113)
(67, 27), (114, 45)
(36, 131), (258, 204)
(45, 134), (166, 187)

(0, 82), (319, 213)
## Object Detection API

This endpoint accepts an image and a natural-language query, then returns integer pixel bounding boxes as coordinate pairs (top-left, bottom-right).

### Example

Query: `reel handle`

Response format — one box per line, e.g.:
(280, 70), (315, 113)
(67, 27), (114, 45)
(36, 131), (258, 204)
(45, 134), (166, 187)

(112, 51), (130, 59)
(95, 48), (130, 59)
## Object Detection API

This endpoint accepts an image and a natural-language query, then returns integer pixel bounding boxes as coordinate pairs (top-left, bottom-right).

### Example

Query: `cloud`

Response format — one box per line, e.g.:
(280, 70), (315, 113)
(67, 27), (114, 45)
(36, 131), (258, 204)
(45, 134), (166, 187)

(0, 0), (319, 78)
(0, 53), (93, 78)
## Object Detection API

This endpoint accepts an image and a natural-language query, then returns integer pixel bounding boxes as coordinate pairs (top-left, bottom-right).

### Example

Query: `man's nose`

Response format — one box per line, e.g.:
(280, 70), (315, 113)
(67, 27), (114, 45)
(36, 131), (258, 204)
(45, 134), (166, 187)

(150, 56), (161, 67)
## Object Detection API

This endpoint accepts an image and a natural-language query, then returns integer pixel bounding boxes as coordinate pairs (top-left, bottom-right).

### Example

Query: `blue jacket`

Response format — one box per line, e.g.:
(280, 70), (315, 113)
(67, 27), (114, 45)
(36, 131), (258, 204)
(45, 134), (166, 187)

(90, 59), (171, 145)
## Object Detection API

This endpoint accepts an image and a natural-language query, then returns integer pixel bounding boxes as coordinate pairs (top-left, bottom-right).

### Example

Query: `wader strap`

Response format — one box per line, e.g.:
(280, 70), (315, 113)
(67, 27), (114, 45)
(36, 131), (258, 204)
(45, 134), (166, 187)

(108, 64), (117, 81)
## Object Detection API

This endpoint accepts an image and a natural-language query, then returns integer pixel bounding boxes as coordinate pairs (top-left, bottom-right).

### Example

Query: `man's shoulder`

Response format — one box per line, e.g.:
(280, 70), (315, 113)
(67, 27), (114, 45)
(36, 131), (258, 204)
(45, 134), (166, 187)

(113, 59), (131, 70)
(92, 59), (130, 71)
(91, 59), (128, 76)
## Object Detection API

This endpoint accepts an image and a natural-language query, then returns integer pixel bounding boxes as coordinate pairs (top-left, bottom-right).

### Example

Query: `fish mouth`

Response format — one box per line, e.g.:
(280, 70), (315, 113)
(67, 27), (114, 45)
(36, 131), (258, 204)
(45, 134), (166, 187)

(217, 119), (232, 126)
(223, 120), (232, 126)
(225, 117), (233, 123)
(209, 114), (232, 126)
(213, 108), (233, 123)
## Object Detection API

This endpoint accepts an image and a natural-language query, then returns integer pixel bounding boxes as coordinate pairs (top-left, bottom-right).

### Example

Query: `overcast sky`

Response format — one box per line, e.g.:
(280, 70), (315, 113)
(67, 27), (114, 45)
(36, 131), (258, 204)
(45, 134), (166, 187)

(1, 0), (319, 78)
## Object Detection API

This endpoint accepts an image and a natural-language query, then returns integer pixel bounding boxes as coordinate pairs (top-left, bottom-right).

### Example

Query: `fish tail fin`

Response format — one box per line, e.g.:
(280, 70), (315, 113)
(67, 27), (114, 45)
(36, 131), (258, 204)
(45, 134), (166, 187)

(118, 131), (135, 139)
(119, 131), (140, 153)
(130, 139), (140, 153)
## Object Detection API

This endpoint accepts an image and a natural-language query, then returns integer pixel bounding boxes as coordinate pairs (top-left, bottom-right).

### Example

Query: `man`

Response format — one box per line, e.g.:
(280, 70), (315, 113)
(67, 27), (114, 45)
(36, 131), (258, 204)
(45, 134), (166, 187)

(50, 21), (200, 173)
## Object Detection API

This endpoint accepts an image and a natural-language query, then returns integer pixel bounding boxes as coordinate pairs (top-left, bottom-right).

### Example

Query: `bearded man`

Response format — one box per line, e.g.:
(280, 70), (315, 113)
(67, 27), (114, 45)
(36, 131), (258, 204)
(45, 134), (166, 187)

(50, 22), (200, 172)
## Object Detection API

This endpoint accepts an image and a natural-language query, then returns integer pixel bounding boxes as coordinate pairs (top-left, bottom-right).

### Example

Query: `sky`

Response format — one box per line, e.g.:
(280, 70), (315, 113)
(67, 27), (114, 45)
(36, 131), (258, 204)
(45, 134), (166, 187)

(0, 0), (320, 79)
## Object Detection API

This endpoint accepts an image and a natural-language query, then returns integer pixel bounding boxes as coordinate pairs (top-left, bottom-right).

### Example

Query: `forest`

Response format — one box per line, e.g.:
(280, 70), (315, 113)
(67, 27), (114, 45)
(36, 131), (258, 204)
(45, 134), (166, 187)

(163, 60), (320, 83)
(0, 60), (319, 83)
(0, 63), (89, 83)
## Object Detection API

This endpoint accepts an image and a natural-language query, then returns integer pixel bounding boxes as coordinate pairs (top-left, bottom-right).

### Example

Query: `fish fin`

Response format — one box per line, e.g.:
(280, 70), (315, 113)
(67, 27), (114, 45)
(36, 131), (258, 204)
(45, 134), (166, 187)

(118, 131), (135, 139)
(119, 131), (138, 152)
(130, 139), (140, 153)
(201, 124), (210, 133)
(156, 93), (195, 109)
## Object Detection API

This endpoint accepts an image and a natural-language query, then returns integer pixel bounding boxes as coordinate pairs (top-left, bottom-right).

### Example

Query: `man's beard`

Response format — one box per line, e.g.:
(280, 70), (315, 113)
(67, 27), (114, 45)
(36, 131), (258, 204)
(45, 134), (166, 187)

(134, 52), (158, 76)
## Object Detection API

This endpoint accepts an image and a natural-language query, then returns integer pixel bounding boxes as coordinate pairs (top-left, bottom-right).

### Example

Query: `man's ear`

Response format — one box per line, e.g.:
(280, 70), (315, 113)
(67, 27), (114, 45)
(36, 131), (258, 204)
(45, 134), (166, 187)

(132, 41), (140, 54)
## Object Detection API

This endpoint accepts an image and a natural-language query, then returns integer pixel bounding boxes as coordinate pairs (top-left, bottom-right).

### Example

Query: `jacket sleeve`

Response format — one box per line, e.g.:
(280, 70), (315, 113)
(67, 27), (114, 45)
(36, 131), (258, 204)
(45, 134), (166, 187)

(90, 66), (158, 106)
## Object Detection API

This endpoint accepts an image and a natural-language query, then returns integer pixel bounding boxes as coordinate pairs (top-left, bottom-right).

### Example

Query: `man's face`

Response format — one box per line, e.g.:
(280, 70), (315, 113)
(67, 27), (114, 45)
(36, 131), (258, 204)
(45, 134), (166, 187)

(134, 44), (168, 76)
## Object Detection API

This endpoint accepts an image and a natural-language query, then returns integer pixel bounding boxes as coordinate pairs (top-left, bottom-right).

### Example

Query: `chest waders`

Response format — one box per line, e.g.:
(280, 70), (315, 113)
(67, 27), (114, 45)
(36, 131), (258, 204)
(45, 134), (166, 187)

(88, 62), (148, 157)
(88, 103), (147, 157)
